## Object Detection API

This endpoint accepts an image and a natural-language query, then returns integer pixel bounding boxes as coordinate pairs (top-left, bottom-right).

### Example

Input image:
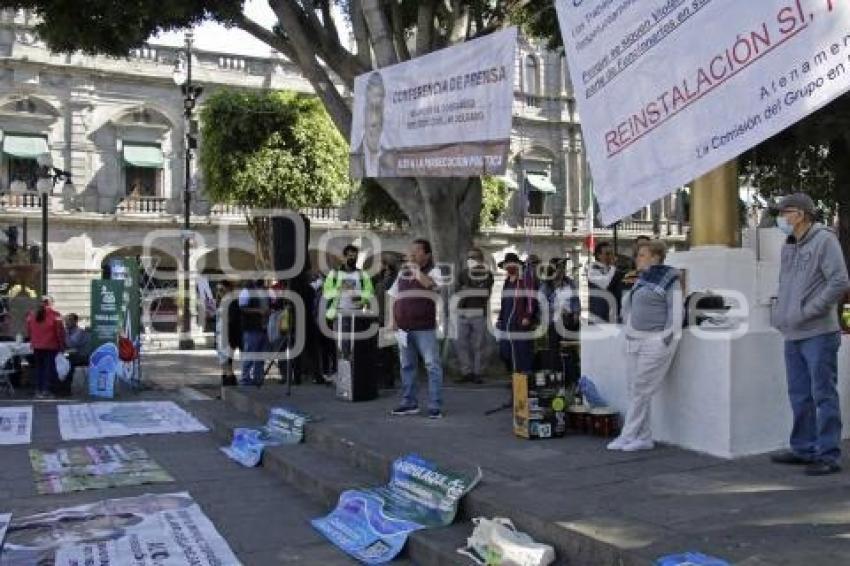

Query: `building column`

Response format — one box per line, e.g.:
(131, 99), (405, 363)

(567, 129), (582, 215)
(690, 161), (739, 247)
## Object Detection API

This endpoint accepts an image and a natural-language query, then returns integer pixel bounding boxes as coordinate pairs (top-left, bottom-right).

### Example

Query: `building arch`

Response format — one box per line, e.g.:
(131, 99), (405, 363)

(523, 54), (541, 96)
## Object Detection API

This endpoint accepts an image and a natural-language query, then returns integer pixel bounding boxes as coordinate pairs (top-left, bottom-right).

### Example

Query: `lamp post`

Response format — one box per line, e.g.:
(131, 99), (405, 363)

(35, 153), (72, 296)
(173, 31), (203, 350)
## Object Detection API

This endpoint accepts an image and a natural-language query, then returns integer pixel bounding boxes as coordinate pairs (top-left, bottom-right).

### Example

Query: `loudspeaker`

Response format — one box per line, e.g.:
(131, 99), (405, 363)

(271, 213), (311, 275)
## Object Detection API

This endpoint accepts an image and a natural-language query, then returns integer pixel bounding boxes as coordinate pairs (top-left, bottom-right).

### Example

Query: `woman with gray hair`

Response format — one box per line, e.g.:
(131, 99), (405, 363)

(607, 240), (683, 452)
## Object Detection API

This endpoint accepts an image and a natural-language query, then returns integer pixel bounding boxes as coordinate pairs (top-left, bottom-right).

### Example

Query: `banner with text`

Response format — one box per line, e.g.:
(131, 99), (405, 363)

(30, 443), (174, 495)
(58, 402), (208, 441)
(312, 454), (481, 564)
(0, 492), (240, 565)
(556, 0), (850, 225)
(350, 27), (516, 179)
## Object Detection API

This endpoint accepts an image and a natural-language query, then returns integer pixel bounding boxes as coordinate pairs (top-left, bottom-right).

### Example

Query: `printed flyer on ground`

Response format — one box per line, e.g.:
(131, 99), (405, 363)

(57, 401), (208, 441)
(0, 492), (240, 565)
(556, 0), (850, 224)
(220, 407), (309, 467)
(350, 27), (516, 178)
(30, 443), (174, 495)
(0, 406), (32, 445)
(312, 454), (481, 564)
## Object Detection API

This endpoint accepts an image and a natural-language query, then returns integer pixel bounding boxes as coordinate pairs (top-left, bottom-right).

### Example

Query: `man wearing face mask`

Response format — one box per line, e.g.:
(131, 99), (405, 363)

(454, 247), (494, 384)
(771, 193), (849, 476)
(323, 245), (375, 358)
(496, 253), (539, 375)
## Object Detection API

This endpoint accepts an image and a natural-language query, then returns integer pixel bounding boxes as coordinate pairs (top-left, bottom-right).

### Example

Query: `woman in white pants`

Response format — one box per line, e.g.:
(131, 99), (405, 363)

(608, 240), (682, 452)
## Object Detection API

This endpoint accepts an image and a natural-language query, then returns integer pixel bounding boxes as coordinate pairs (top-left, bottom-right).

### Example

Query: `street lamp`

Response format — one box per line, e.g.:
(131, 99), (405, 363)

(173, 31), (203, 350)
(35, 152), (72, 295)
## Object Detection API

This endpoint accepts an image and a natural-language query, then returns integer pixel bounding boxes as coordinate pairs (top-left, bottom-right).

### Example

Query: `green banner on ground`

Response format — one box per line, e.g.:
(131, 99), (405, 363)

(29, 443), (173, 495)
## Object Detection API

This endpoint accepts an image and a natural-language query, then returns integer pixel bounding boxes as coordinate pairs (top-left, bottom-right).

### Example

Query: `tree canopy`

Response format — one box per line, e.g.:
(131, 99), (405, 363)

(200, 89), (348, 210)
(1, 0), (549, 268)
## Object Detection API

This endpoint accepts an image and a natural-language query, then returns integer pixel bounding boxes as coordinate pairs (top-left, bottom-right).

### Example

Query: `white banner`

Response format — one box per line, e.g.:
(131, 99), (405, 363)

(58, 402), (207, 441)
(350, 27), (516, 178)
(556, 0), (850, 225)
(0, 492), (240, 565)
(0, 406), (32, 445)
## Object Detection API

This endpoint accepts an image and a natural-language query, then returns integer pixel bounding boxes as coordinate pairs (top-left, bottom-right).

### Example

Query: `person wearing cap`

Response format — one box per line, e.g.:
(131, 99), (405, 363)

(496, 253), (540, 375)
(771, 193), (849, 476)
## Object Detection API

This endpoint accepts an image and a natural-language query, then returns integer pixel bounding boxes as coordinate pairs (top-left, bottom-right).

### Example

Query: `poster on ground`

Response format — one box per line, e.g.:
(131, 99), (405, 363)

(0, 492), (241, 565)
(29, 443), (174, 495)
(556, 0), (850, 225)
(57, 402), (208, 441)
(312, 454), (481, 564)
(220, 407), (309, 468)
(0, 406), (32, 445)
(350, 27), (516, 178)
(0, 513), (10, 550)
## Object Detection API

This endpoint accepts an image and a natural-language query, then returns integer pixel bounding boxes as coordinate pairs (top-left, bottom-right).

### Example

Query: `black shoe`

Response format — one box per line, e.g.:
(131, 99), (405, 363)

(770, 450), (814, 465)
(805, 461), (842, 476)
(390, 405), (420, 416)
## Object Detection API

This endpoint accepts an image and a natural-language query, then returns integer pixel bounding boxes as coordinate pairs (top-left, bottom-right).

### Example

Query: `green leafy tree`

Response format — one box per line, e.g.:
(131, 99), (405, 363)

(3, 0), (545, 272)
(741, 94), (850, 265)
(200, 89), (349, 266)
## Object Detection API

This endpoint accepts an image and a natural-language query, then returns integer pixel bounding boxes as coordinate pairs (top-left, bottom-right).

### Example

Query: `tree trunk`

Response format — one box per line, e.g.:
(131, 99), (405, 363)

(392, 177), (481, 280)
(246, 216), (272, 272)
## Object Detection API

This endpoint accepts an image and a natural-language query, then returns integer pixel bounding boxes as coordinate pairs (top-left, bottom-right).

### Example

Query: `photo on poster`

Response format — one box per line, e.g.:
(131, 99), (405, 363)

(0, 492), (240, 565)
(29, 443), (174, 495)
(0, 406), (32, 445)
(57, 402), (207, 441)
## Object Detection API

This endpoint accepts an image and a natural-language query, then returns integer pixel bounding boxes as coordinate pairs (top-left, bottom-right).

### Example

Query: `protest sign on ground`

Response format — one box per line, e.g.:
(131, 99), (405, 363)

(0, 406), (32, 445)
(58, 402), (207, 441)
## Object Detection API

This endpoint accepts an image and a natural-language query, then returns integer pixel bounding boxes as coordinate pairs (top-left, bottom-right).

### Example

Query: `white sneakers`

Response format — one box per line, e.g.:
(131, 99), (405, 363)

(606, 436), (655, 452)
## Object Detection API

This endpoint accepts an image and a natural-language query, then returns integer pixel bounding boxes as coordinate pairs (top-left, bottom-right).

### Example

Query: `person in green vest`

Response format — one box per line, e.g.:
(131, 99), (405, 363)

(323, 245), (374, 356)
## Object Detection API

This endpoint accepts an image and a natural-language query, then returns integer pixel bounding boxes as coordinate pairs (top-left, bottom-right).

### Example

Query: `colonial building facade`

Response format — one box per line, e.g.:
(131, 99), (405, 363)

(0, 10), (685, 345)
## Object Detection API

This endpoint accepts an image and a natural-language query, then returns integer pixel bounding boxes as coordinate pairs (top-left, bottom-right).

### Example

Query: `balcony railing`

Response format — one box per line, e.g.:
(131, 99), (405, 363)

(116, 196), (169, 215)
(0, 192), (42, 210)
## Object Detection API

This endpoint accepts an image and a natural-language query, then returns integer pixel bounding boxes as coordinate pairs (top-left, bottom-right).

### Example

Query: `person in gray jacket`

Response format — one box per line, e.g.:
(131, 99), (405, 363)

(771, 193), (850, 476)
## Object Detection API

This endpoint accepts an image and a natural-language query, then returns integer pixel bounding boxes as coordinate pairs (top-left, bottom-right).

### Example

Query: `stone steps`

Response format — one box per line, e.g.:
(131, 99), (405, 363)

(187, 397), (474, 566)
(219, 387), (635, 566)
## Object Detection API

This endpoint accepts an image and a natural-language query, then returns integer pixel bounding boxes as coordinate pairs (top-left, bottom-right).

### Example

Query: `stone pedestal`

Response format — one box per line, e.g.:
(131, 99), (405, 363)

(581, 229), (850, 458)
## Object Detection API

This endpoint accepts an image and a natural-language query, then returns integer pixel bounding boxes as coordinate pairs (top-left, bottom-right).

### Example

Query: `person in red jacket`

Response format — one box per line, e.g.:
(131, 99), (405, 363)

(26, 297), (66, 398)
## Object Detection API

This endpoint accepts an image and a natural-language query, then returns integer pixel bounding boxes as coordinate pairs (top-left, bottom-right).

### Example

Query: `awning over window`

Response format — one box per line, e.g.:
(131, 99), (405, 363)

(3, 134), (48, 159)
(123, 144), (164, 168)
(499, 176), (519, 190)
(525, 173), (557, 194)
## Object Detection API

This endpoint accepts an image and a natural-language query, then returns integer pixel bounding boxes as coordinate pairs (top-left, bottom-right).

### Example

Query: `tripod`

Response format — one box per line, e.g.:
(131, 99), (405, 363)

(263, 306), (295, 397)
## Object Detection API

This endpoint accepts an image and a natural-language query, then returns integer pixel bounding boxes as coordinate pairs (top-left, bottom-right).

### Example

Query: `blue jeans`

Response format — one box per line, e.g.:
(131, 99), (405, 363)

(241, 330), (266, 385)
(398, 330), (443, 411)
(784, 332), (842, 464)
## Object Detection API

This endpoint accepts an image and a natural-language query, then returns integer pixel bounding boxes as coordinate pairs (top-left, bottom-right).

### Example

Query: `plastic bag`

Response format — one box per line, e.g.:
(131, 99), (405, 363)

(55, 353), (70, 382)
(457, 517), (555, 566)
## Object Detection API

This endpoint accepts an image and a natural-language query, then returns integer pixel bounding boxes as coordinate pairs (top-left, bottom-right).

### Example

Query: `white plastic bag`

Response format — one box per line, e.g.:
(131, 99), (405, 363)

(55, 353), (70, 382)
(457, 517), (555, 566)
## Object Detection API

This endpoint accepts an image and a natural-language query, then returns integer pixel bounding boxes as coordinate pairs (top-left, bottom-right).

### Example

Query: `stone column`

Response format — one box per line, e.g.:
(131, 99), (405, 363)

(690, 161), (739, 247)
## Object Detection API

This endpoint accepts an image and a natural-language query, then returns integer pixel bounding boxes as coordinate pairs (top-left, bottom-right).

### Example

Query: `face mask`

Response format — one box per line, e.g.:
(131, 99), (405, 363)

(467, 259), (479, 270)
(776, 216), (794, 236)
(346, 258), (357, 269)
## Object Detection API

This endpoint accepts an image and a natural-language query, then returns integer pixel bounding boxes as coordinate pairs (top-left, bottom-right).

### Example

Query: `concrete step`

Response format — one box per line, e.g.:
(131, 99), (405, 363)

(220, 387), (628, 566)
(186, 398), (474, 566)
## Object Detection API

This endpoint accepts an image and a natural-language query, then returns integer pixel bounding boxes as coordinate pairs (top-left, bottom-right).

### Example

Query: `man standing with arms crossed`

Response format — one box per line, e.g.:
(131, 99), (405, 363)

(772, 193), (849, 476)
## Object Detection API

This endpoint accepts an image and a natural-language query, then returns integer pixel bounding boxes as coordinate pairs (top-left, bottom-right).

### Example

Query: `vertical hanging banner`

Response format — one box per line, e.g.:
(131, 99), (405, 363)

(350, 27), (517, 178)
(90, 280), (124, 351)
(556, 0), (850, 225)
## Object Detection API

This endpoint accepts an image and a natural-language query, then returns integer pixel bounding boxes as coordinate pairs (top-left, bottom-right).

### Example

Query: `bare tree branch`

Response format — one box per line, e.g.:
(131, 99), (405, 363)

(319, 0), (341, 47)
(360, 0), (399, 68)
(415, 1), (436, 57)
(349, 0), (372, 69)
(268, 0), (353, 138)
(390, 0), (411, 61)
(234, 14), (296, 61)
